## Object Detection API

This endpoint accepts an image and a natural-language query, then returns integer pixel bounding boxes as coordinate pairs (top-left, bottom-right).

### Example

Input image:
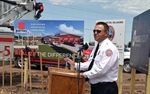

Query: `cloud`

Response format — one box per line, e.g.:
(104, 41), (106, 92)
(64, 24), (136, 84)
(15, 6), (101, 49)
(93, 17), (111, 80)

(92, 0), (150, 14)
(48, 0), (149, 14)
(58, 24), (83, 35)
(90, 0), (110, 3)
(48, 0), (82, 5)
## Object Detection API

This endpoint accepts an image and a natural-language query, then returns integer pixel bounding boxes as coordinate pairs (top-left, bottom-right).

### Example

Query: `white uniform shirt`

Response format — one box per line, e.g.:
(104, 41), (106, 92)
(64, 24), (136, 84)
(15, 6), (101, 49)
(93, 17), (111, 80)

(75, 38), (120, 84)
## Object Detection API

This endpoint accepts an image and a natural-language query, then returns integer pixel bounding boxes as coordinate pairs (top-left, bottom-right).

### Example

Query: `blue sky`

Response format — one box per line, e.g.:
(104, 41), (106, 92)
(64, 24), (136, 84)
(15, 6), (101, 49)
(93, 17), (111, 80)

(1, 0), (150, 44)
(35, 0), (150, 44)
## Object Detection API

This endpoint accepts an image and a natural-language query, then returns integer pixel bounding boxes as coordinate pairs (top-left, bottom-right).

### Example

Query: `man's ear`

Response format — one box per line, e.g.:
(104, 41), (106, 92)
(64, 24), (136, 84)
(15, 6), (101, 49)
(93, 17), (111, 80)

(105, 31), (109, 37)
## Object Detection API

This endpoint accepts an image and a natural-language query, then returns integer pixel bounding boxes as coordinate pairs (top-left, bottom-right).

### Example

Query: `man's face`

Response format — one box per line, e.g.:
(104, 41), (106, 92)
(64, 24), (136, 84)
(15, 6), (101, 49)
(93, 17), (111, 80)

(93, 24), (108, 43)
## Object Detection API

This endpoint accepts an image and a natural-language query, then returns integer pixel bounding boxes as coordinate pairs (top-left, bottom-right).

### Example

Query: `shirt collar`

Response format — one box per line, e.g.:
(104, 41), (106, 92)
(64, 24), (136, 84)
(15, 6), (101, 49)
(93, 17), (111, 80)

(98, 38), (108, 46)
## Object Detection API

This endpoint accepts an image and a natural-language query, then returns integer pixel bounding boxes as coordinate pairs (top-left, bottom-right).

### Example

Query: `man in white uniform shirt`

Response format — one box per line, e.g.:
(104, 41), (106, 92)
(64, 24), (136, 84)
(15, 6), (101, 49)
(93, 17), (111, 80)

(64, 22), (119, 94)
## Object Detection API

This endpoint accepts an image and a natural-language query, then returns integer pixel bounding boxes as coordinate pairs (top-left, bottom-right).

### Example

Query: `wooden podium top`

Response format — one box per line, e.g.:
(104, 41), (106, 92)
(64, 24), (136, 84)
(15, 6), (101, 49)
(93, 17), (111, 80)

(48, 67), (84, 78)
(48, 67), (86, 94)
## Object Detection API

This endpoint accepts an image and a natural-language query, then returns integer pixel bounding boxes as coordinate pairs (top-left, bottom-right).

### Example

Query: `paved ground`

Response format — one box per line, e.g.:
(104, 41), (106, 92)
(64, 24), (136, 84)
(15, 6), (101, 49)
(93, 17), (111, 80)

(0, 65), (147, 94)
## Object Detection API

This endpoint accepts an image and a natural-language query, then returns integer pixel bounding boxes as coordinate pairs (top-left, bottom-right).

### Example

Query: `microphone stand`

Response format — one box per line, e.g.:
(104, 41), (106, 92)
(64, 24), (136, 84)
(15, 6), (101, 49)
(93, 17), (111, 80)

(76, 43), (88, 94)
(76, 48), (82, 94)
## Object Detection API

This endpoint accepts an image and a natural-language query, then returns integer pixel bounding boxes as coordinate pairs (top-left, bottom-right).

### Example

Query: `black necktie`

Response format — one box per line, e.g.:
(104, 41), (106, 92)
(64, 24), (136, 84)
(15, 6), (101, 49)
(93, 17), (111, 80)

(88, 43), (99, 70)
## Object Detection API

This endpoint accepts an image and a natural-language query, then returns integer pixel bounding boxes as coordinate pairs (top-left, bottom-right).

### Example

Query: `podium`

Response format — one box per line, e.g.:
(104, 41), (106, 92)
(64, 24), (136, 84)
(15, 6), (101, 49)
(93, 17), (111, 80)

(48, 67), (85, 94)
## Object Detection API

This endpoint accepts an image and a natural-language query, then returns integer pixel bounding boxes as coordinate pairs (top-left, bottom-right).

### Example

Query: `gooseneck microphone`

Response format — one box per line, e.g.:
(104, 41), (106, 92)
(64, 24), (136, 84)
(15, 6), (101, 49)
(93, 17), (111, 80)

(78, 43), (89, 52)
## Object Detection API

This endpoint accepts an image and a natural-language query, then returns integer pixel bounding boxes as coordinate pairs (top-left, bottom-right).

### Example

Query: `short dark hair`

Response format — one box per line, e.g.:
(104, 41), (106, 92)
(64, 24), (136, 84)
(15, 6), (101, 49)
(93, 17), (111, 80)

(96, 22), (109, 32)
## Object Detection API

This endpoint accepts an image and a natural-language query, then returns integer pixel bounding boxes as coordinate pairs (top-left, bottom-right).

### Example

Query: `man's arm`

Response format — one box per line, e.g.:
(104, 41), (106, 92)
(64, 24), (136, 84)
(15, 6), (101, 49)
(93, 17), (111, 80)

(64, 57), (91, 71)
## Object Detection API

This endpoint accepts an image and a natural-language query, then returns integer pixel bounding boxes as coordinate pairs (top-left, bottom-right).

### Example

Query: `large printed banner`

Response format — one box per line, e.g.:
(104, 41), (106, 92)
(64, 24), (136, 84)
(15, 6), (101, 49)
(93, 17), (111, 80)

(130, 9), (150, 74)
(14, 20), (84, 65)
(96, 20), (125, 65)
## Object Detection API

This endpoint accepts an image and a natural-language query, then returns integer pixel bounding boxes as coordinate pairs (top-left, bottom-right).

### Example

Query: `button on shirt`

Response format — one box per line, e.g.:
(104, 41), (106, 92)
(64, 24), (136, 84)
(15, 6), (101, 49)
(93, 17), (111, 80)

(74, 38), (120, 84)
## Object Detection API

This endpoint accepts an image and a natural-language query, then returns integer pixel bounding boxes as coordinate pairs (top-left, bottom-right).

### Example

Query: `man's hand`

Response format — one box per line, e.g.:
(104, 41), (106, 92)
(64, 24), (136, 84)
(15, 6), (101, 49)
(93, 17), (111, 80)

(64, 57), (75, 66)
(80, 72), (83, 76)
(74, 72), (83, 76)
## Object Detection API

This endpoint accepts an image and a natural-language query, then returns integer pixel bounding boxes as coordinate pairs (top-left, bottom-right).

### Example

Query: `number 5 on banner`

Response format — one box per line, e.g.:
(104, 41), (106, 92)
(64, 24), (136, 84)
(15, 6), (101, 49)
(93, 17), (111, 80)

(0, 46), (10, 56)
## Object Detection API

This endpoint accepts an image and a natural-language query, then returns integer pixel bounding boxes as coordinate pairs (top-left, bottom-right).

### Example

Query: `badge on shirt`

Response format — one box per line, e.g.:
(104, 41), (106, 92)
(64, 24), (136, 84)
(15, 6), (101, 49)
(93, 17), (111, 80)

(98, 50), (100, 55)
(105, 49), (113, 56)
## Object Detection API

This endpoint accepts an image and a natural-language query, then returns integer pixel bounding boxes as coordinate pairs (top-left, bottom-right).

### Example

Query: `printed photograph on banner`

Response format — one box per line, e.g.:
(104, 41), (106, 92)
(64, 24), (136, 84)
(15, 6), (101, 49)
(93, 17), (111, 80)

(14, 20), (84, 65)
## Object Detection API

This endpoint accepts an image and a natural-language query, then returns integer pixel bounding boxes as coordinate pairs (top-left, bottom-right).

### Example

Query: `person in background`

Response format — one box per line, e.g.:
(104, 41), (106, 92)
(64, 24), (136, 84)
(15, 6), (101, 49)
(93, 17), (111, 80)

(64, 22), (120, 94)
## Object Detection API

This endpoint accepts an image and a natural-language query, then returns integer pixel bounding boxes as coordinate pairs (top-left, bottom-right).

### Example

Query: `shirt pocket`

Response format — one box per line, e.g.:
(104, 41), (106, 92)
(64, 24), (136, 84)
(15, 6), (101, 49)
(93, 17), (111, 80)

(94, 54), (103, 64)
(94, 56), (100, 62)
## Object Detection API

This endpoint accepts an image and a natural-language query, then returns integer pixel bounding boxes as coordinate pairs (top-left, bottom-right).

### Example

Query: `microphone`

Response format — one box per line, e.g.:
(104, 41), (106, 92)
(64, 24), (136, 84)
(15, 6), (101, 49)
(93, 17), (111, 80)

(78, 43), (89, 52)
